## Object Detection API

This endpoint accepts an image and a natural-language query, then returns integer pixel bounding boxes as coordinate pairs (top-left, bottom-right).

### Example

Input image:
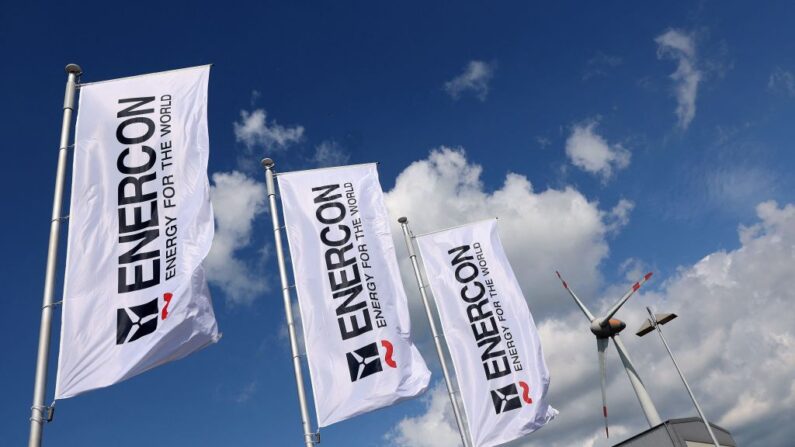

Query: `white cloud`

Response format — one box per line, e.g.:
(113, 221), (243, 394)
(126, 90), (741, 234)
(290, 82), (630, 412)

(618, 257), (649, 282)
(234, 108), (304, 151)
(384, 149), (795, 447)
(382, 148), (631, 445)
(444, 60), (495, 101)
(310, 140), (350, 167)
(656, 29), (702, 130)
(628, 201), (795, 446)
(565, 122), (630, 181)
(605, 199), (634, 233)
(384, 147), (633, 341)
(768, 67), (795, 96)
(204, 171), (268, 305)
(386, 383), (464, 447)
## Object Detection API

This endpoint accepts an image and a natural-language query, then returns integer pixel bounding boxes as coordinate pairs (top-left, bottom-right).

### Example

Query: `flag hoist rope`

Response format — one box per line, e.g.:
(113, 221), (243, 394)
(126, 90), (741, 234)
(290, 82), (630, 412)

(29, 64), (82, 447)
(262, 158), (318, 447)
(398, 217), (471, 447)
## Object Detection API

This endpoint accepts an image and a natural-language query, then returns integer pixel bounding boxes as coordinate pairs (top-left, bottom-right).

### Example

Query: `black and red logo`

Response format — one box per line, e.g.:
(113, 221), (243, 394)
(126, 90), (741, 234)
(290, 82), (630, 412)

(345, 340), (397, 382)
(490, 380), (533, 414)
(116, 293), (172, 344)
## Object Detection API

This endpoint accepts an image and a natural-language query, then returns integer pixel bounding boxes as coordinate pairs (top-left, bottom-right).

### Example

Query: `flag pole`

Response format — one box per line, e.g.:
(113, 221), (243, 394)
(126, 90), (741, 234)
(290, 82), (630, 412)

(262, 158), (317, 447)
(398, 217), (471, 447)
(29, 63), (82, 447)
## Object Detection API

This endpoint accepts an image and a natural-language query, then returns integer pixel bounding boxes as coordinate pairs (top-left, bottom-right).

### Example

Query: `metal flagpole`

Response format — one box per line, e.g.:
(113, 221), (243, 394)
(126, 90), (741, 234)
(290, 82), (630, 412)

(398, 217), (471, 447)
(646, 307), (720, 447)
(28, 63), (82, 447)
(262, 158), (317, 447)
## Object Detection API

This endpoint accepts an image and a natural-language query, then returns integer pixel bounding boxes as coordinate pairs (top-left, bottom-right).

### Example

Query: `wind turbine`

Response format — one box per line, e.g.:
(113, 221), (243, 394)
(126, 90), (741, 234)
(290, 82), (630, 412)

(555, 271), (662, 438)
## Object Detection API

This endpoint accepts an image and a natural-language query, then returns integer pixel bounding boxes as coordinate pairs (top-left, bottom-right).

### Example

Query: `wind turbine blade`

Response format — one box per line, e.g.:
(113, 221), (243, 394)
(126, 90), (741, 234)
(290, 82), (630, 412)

(598, 272), (653, 326)
(612, 334), (663, 427)
(597, 338), (610, 438)
(555, 271), (595, 321)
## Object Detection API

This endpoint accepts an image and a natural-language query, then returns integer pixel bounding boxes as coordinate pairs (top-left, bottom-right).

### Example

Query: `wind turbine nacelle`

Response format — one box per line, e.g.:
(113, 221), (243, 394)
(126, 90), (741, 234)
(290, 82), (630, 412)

(590, 319), (626, 338)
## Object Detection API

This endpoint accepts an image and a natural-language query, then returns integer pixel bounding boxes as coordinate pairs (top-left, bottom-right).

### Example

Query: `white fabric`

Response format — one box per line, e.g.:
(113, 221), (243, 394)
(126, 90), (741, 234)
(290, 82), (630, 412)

(56, 66), (219, 399)
(277, 164), (430, 426)
(416, 220), (557, 447)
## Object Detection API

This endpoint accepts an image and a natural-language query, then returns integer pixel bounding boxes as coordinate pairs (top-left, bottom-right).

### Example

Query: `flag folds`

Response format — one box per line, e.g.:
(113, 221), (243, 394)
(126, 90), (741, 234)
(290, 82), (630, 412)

(277, 164), (430, 426)
(55, 65), (219, 399)
(416, 219), (557, 447)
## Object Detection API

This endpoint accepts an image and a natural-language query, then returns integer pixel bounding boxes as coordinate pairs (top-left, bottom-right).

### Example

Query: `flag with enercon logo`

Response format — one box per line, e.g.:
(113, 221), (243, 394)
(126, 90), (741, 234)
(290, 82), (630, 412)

(415, 219), (557, 447)
(277, 163), (430, 426)
(55, 65), (219, 399)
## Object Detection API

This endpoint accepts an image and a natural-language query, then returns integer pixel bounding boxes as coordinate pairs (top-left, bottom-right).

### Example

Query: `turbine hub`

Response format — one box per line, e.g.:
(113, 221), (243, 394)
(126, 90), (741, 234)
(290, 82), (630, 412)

(590, 318), (626, 338)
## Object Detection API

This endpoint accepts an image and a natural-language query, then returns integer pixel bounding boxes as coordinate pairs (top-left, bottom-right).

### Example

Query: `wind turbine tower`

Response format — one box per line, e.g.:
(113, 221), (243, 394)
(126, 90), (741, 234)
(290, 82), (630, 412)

(555, 271), (662, 438)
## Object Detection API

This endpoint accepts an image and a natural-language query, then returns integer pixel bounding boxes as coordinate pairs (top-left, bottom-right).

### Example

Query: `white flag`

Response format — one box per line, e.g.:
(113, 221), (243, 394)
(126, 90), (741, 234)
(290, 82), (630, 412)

(416, 220), (557, 447)
(277, 164), (430, 426)
(56, 66), (219, 399)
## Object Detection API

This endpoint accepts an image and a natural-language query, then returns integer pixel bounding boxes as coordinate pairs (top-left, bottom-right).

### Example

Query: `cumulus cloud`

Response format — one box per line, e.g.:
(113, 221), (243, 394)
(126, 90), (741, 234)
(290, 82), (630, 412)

(385, 147), (633, 333)
(386, 383), (465, 447)
(204, 171), (268, 305)
(619, 201), (795, 446)
(388, 200), (795, 447)
(768, 67), (795, 96)
(234, 108), (304, 151)
(444, 60), (495, 101)
(656, 29), (702, 130)
(382, 148), (635, 445)
(565, 122), (631, 181)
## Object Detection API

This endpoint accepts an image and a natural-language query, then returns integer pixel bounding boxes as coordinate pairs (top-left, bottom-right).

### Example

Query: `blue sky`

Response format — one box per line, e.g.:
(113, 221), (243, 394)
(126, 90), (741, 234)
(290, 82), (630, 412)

(3, 1), (795, 446)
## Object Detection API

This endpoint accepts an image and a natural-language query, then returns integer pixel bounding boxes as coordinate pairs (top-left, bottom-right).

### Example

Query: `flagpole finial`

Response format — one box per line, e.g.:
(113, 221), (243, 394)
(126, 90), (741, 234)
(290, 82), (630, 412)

(262, 158), (275, 169)
(398, 217), (408, 224)
(65, 64), (82, 75)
